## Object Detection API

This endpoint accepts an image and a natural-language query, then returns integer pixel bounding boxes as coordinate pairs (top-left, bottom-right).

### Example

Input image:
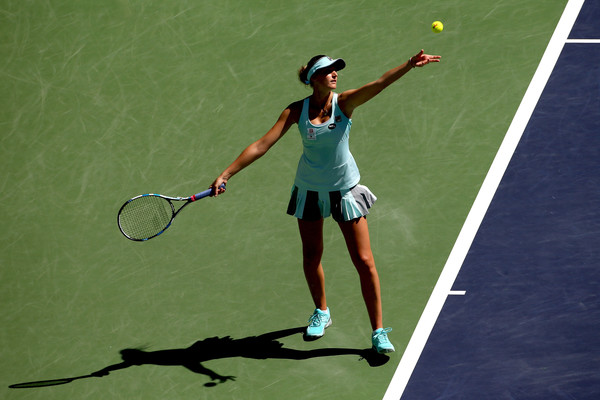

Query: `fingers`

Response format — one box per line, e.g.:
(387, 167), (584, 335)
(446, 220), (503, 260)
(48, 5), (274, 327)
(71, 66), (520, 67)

(210, 179), (227, 197)
(414, 53), (441, 67)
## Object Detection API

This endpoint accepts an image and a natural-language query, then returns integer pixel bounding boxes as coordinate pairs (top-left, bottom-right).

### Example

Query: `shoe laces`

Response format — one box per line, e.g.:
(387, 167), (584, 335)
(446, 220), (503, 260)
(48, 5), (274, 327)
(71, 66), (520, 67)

(308, 311), (328, 327)
(373, 327), (392, 344)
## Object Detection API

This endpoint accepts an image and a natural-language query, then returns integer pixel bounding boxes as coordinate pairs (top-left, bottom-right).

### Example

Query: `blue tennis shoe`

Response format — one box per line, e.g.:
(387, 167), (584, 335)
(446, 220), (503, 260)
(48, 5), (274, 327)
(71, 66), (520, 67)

(305, 308), (331, 339)
(372, 328), (395, 354)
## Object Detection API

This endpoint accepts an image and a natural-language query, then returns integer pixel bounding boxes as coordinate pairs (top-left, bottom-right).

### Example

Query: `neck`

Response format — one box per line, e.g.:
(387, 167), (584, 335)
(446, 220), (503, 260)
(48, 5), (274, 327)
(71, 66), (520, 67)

(310, 90), (332, 109)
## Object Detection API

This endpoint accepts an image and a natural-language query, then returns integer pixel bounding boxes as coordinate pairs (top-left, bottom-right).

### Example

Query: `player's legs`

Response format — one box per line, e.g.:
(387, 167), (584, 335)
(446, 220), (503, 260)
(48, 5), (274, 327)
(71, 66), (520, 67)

(297, 218), (327, 311)
(337, 216), (382, 331)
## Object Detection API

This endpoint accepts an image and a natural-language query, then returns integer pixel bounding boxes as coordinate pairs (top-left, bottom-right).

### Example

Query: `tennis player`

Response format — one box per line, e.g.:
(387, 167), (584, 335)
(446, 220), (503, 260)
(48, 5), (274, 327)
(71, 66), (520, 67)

(211, 50), (441, 353)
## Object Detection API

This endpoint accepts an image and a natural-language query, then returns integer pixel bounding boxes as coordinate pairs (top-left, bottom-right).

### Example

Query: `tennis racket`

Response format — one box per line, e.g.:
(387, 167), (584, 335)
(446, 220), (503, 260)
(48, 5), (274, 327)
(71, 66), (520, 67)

(117, 184), (225, 241)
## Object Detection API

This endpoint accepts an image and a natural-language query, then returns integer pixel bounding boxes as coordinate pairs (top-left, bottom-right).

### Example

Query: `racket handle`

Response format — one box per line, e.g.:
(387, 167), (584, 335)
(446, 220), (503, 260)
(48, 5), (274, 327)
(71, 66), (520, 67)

(191, 184), (225, 201)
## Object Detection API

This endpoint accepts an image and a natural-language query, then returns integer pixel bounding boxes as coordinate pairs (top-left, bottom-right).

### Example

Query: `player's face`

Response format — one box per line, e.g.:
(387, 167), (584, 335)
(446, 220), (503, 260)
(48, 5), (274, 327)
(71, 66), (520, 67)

(312, 67), (338, 89)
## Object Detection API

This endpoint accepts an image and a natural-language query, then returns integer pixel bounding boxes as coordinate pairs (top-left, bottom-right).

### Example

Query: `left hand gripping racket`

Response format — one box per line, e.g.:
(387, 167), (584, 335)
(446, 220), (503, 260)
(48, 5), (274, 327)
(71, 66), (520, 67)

(117, 184), (225, 241)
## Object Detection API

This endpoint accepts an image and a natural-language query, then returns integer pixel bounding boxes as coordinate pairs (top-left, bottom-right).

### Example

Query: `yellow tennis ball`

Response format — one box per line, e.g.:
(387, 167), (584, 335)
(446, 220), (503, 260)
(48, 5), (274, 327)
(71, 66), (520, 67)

(432, 21), (444, 33)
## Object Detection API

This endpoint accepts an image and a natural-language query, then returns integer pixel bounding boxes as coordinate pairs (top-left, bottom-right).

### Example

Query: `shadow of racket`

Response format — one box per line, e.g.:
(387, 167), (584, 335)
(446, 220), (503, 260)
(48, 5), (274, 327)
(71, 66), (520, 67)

(9, 361), (130, 389)
(9, 374), (97, 388)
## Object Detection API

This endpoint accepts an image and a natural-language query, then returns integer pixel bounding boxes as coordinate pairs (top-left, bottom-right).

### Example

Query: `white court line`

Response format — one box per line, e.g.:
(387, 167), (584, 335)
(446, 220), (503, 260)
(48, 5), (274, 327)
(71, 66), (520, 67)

(382, 1), (585, 399)
(448, 290), (466, 296)
(566, 39), (600, 43)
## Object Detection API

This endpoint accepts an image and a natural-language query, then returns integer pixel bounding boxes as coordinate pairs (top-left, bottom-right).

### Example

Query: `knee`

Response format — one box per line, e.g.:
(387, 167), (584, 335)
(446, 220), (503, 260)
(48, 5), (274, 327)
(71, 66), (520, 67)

(353, 252), (376, 274)
(302, 245), (323, 266)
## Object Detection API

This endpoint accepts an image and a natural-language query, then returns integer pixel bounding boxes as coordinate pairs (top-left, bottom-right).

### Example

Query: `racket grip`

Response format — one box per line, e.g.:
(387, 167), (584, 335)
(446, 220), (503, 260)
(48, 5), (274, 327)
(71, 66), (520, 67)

(191, 184), (225, 201)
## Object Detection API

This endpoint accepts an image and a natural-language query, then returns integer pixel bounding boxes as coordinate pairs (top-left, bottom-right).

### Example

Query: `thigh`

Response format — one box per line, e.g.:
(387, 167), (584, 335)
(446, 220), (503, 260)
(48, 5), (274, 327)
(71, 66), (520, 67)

(297, 218), (325, 253)
(337, 217), (373, 263)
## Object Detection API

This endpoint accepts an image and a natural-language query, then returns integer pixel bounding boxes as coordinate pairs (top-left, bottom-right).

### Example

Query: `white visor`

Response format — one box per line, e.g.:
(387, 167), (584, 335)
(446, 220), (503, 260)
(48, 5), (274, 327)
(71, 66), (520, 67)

(305, 57), (346, 84)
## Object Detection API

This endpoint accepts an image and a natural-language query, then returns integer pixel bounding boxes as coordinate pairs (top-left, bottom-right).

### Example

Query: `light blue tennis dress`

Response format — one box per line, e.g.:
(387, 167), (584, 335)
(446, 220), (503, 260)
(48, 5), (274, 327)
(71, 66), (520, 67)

(287, 93), (377, 221)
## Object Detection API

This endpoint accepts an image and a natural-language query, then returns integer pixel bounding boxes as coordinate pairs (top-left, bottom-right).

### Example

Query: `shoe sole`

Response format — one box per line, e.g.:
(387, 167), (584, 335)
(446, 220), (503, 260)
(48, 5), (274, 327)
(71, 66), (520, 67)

(373, 345), (395, 354)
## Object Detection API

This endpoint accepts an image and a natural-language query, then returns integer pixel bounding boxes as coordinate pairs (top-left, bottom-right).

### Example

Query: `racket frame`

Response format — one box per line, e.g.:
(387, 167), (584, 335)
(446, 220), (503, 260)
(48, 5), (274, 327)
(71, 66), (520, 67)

(117, 186), (221, 241)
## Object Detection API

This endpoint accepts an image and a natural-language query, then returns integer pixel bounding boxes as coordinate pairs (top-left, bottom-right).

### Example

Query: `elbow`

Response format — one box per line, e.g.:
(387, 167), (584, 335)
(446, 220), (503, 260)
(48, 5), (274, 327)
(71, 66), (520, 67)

(252, 141), (270, 159)
(374, 79), (390, 93)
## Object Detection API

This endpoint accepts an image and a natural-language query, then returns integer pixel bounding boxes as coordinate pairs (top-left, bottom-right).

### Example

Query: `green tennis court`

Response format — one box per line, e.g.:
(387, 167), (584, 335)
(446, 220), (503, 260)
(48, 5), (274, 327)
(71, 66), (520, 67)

(1, 1), (567, 399)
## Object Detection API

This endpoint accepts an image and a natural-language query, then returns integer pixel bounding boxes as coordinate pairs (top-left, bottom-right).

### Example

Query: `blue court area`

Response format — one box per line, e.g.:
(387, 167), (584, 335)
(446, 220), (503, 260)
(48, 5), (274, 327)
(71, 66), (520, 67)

(569, 0), (600, 38)
(401, 2), (600, 400)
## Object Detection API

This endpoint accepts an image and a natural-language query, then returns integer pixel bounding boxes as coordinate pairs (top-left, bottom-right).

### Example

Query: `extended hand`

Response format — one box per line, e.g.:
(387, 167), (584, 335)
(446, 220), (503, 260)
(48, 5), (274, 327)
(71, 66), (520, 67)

(410, 49), (441, 67)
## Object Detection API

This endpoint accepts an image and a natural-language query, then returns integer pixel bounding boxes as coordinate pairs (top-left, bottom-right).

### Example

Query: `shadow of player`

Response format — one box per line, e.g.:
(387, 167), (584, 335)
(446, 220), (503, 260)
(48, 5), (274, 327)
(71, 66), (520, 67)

(10, 326), (389, 389)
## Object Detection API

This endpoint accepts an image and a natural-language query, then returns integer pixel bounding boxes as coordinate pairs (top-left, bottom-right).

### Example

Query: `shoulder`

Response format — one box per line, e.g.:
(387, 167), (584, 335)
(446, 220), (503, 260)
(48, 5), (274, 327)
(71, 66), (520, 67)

(336, 90), (358, 118)
(283, 99), (305, 123)
(288, 99), (305, 111)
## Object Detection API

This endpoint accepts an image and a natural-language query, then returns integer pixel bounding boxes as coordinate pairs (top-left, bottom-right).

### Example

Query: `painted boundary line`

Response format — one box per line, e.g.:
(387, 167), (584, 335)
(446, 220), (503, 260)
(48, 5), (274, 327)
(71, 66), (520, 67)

(381, 1), (586, 399)
(566, 39), (600, 43)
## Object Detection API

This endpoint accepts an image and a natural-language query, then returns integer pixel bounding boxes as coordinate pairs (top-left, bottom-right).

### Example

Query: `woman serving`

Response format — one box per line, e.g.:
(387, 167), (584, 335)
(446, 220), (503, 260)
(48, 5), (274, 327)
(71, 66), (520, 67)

(211, 50), (441, 353)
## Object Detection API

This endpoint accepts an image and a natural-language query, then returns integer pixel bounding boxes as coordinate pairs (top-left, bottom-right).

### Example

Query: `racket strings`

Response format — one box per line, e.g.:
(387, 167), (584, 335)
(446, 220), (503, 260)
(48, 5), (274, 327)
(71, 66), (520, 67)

(118, 196), (173, 240)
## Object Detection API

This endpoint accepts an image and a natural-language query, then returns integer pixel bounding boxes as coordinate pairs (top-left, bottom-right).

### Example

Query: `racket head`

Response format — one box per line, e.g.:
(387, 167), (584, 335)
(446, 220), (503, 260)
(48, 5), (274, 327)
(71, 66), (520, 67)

(117, 194), (177, 241)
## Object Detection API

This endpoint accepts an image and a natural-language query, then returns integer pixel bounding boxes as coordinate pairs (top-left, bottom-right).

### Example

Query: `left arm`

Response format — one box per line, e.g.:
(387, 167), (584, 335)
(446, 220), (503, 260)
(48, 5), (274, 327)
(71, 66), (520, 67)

(338, 49), (441, 117)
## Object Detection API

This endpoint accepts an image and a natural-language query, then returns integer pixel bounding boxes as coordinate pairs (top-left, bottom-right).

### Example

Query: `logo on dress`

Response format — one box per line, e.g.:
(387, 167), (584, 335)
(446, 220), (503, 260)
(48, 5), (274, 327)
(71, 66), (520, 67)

(328, 123), (336, 130)
(335, 115), (342, 122)
(307, 128), (316, 140)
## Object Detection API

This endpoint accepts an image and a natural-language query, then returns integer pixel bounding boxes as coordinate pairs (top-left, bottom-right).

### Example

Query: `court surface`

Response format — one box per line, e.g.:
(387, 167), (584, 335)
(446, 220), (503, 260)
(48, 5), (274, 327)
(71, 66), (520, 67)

(2, 1), (595, 399)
